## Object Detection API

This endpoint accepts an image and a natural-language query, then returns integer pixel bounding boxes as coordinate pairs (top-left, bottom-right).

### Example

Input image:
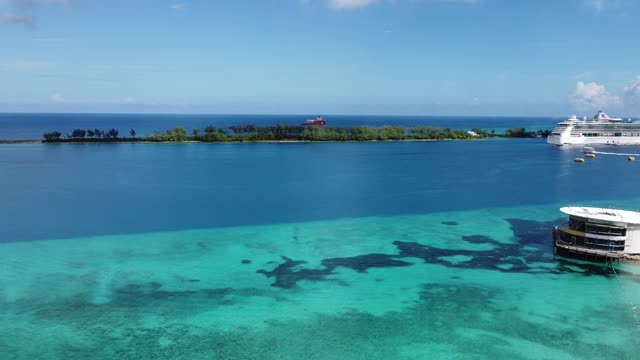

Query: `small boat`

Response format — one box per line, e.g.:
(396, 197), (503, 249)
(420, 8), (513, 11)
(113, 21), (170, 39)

(302, 116), (326, 126)
(583, 146), (595, 153)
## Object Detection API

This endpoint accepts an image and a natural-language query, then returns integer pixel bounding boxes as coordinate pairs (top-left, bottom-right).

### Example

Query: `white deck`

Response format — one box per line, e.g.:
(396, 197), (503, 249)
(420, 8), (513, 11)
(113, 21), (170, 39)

(560, 206), (640, 225)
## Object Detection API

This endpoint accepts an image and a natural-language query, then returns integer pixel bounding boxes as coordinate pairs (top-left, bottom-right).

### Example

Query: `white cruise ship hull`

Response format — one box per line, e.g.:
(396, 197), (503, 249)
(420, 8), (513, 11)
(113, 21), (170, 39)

(547, 111), (640, 146)
(547, 134), (640, 146)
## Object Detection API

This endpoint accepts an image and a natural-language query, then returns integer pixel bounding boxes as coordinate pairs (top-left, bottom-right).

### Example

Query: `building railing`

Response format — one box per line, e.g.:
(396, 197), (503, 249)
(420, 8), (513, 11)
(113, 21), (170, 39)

(554, 227), (623, 259)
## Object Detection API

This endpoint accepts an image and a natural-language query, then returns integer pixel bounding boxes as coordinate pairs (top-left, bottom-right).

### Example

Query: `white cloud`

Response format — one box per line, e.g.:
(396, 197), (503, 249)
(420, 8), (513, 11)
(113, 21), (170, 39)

(623, 76), (640, 108)
(0, 12), (33, 26)
(13, 0), (70, 6)
(1, 0), (72, 27)
(32, 37), (68, 42)
(569, 71), (593, 81)
(470, 96), (480, 106)
(328, 0), (376, 10)
(586, 0), (605, 12)
(410, 0), (480, 4)
(88, 64), (112, 70)
(436, 0), (479, 3)
(171, 3), (185, 10)
(569, 81), (621, 110)
(49, 93), (65, 103)
(303, 0), (479, 11)
(122, 96), (136, 104)
(623, 76), (640, 98)
(0, 59), (54, 69)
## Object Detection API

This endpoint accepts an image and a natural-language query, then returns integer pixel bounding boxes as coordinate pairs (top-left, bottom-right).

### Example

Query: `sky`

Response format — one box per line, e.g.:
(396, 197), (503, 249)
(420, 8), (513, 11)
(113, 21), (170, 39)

(1, 0), (640, 116)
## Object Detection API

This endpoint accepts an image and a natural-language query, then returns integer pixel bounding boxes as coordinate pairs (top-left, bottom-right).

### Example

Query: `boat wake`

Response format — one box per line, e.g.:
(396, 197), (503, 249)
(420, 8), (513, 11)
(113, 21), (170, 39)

(591, 150), (640, 156)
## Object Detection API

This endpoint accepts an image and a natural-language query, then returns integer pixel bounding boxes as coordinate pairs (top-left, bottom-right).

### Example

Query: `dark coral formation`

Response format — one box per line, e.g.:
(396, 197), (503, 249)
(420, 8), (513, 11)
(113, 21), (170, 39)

(257, 217), (639, 288)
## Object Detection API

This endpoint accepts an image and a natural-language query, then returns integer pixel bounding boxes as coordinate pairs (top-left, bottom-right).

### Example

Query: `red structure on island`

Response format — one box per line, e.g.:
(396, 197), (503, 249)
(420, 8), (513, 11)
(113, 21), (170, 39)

(302, 116), (326, 126)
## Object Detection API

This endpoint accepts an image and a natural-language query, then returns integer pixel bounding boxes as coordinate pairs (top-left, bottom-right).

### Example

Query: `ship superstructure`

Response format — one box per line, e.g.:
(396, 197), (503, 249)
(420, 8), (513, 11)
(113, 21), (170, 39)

(547, 111), (640, 146)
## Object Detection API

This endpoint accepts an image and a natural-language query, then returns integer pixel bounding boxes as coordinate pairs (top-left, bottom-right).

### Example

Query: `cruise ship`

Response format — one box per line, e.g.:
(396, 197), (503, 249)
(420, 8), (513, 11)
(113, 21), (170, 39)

(547, 111), (640, 146)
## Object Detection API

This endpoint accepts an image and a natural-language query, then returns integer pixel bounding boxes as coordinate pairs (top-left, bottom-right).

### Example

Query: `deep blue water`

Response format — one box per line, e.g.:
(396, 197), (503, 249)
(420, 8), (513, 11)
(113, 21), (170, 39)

(2, 138), (639, 243)
(0, 113), (560, 140)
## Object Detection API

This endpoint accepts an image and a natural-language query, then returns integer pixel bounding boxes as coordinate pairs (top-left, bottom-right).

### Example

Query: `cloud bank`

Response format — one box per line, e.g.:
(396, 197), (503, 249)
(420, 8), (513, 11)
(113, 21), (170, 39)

(0, 0), (71, 27)
(569, 81), (620, 110)
(586, 0), (605, 12)
(49, 93), (65, 104)
(323, 0), (479, 11)
(0, 12), (33, 26)
(569, 76), (640, 113)
(328, 0), (376, 10)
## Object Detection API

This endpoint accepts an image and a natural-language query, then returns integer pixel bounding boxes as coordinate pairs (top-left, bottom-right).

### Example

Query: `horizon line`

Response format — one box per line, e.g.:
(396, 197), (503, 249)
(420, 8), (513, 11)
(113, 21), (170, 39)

(0, 111), (565, 119)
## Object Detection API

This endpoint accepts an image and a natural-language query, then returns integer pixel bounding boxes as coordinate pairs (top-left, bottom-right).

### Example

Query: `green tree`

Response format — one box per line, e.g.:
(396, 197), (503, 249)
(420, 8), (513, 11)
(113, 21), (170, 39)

(106, 128), (119, 139)
(204, 125), (217, 134)
(149, 130), (169, 141)
(352, 126), (378, 141)
(169, 126), (189, 141)
(43, 131), (62, 141)
(70, 129), (86, 139)
(377, 126), (406, 140)
(410, 126), (442, 140)
(505, 128), (528, 138)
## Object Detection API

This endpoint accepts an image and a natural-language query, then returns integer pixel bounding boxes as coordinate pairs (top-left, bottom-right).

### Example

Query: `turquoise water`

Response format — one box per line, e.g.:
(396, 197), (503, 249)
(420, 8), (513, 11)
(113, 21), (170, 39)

(1, 139), (640, 359)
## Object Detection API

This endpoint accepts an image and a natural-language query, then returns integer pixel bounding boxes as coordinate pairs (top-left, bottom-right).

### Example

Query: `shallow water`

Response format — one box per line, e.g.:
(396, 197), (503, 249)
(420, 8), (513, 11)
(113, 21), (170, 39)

(1, 139), (640, 359)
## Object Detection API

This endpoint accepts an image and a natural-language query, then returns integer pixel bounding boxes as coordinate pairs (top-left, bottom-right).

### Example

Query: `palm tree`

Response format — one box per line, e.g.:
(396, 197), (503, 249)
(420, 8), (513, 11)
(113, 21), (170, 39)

(107, 128), (119, 139)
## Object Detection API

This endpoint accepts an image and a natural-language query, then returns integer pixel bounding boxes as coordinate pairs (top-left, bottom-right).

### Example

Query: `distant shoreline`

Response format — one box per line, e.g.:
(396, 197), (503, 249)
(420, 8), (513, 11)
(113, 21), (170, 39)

(0, 137), (539, 145)
(34, 124), (549, 144)
(0, 139), (43, 144)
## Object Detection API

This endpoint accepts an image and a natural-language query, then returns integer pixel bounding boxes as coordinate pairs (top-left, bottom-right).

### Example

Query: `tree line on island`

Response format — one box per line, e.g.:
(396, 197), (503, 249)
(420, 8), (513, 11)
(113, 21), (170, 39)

(42, 125), (551, 143)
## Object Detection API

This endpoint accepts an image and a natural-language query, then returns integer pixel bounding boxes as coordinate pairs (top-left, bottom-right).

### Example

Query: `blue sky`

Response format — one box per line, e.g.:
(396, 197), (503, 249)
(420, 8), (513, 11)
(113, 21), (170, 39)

(1, 0), (640, 115)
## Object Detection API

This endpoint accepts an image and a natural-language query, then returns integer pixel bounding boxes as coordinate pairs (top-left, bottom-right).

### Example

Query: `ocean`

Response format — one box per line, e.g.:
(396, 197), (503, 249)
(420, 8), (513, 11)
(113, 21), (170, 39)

(1, 120), (639, 359)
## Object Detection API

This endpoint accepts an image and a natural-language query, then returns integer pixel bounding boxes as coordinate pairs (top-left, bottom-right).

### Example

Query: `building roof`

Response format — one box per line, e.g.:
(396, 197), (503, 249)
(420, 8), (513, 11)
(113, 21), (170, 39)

(560, 206), (640, 225)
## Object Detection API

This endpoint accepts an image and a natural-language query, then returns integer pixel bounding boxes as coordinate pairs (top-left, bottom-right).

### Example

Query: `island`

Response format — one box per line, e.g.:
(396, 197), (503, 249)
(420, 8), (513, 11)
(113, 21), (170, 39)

(40, 125), (551, 143)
